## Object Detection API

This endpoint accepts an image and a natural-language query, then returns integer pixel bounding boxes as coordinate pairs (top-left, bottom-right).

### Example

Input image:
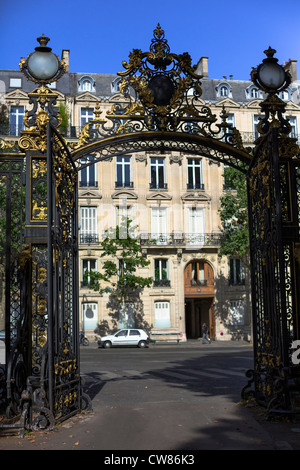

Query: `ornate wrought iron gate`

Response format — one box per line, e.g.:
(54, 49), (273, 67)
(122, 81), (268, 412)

(0, 126), (90, 436)
(243, 128), (300, 413)
(0, 153), (25, 416)
(46, 124), (82, 422)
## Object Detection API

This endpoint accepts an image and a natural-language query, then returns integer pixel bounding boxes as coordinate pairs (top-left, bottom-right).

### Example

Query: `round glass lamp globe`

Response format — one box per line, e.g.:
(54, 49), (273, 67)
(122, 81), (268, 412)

(28, 51), (59, 81)
(258, 62), (286, 90)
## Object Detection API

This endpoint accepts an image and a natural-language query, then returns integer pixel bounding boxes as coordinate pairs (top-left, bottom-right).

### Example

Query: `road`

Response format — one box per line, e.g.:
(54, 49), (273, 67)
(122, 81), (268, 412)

(0, 341), (280, 450)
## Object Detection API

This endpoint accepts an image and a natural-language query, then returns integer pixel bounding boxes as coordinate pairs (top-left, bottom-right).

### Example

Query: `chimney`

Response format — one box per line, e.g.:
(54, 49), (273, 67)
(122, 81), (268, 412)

(61, 49), (70, 72)
(283, 59), (297, 82)
(195, 56), (208, 77)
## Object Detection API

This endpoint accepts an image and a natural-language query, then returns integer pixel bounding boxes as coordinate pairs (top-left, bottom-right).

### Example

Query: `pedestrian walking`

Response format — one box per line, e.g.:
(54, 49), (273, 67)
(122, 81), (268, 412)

(202, 323), (211, 344)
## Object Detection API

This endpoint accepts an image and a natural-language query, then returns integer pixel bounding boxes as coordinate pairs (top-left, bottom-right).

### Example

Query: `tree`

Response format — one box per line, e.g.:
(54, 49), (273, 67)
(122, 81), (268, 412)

(219, 166), (249, 264)
(85, 217), (153, 328)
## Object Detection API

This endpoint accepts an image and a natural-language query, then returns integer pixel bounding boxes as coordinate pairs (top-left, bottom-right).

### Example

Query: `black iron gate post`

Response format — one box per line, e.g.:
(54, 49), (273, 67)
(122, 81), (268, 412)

(242, 48), (300, 414)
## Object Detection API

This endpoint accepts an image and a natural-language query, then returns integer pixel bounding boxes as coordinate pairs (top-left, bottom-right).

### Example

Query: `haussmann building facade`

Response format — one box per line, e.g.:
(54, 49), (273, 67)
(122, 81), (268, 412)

(1, 50), (299, 342)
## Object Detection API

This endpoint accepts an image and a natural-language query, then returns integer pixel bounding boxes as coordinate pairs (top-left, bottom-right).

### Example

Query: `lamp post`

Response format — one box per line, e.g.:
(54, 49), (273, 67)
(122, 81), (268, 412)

(251, 46), (290, 94)
(20, 34), (65, 85)
(250, 47), (292, 137)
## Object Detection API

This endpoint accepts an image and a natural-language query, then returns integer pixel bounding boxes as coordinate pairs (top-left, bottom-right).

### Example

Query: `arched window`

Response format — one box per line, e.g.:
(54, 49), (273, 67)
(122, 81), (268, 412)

(220, 86), (228, 97)
(216, 82), (231, 98)
(82, 79), (92, 92)
(78, 76), (95, 93)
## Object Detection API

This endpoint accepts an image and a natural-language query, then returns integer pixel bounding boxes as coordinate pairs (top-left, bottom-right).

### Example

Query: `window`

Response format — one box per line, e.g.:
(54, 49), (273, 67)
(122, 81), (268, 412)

(247, 86), (261, 99)
(82, 303), (98, 330)
(78, 76), (95, 93)
(191, 261), (206, 285)
(80, 206), (98, 243)
(229, 258), (245, 285)
(288, 117), (297, 138)
(151, 207), (168, 244)
(111, 77), (121, 93)
(154, 259), (170, 287)
(187, 158), (204, 189)
(9, 106), (25, 136)
(9, 78), (21, 88)
(82, 80), (92, 92)
(216, 82), (231, 98)
(280, 90), (290, 101)
(80, 156), (97, 187)
(116, 205), (134, 237)
(116, 156), (132, 188)
(80, 108), (94, 128)
(129, 329), (141, 336)
(220, 86), (228, 97)
(81, 259), (97, 287)
(230, 300), (245, 325)
(154, 301), (171, 328)
(187, 207), (205, 245)
(150, 157), (166, 189)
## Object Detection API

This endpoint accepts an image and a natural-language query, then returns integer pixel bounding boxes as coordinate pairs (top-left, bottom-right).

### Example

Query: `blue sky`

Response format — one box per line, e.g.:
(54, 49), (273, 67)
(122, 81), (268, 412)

(1, 0), (300, 81)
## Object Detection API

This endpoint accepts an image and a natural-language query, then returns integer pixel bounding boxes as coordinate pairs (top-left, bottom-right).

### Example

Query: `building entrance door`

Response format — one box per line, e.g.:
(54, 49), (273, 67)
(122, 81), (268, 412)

(185, 298), (215, 340)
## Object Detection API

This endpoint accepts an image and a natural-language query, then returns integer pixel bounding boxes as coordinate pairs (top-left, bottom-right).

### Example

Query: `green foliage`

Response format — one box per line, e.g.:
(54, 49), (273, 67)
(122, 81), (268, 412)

(58, 103), (68, 131)
(0, 105), (9, 135)
(219, 166), (249, 262)
(85, 217), (153, 300)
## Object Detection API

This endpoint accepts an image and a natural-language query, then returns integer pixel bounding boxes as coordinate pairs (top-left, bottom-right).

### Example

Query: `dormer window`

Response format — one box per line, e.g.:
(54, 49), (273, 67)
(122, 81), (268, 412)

(216, 82), (232, 98)
(279, 89), (290, 101)
(246, 85), (262, 100)
(111, 77), (121, 94)
(78, 76), (95, 93)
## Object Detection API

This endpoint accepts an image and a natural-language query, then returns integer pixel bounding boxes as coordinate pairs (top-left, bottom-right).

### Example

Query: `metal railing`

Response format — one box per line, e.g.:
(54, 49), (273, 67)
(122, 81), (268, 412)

(139, 232), (222, 246)
(80, 234), (99, 244)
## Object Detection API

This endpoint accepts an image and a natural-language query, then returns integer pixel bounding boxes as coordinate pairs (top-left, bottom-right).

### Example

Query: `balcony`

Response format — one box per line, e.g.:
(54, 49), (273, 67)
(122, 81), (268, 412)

(149, 182), (168, 190)
(139, 232), (222, 247)
(80, 234), (99, 244)
(187, 183), (205, 190)
(115, 181), (134, 189)
(79, 180), (98, 188)
(153, 279), (171, 287)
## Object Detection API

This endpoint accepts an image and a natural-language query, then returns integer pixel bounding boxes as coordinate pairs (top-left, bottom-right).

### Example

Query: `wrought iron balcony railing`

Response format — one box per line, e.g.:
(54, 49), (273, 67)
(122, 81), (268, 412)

(139, 232), (222, 246)
(149, 182), (168, 190)
(80, 234), (99, 244)
(153, 279), (171, 287)
(79, 180), (98, 187)
(187, 183), (205, 190)
(115, 181), (134, 188)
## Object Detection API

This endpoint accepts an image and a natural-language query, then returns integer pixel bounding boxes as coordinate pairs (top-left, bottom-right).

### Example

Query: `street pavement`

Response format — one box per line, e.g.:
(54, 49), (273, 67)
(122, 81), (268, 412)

(0, 340), (300, 451)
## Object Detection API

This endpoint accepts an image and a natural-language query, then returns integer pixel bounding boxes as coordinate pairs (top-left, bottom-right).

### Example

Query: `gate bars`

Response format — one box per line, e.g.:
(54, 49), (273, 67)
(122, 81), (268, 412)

(242, 128), (300, 414)
(0, 125), (91, 437)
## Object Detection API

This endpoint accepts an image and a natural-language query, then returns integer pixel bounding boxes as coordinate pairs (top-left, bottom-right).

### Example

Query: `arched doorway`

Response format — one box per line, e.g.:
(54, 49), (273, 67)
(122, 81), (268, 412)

(184, 260), (215, 340)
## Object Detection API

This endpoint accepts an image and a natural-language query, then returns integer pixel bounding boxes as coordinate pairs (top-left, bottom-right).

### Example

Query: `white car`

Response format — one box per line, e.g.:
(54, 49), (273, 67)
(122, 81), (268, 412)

(98, 328), (150, 348)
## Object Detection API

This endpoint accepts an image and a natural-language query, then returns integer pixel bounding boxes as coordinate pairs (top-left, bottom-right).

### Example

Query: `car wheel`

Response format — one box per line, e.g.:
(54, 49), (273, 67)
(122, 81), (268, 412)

(138, 340), (147, 348)
(103, 341), (112, 348)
